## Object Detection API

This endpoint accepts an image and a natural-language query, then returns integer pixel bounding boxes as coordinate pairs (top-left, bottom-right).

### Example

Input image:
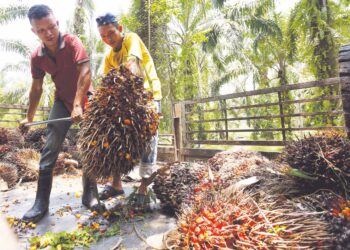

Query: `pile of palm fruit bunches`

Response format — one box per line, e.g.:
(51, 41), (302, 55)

(153, 130), (350, 249)
(0, 127), (78, 191)
(78, 66), (159, 179)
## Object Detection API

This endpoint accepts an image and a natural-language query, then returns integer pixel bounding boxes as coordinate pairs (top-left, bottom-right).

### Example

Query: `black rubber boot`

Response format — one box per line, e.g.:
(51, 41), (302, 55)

(22, 169), (53, 223)
(82, 173), (105, 212)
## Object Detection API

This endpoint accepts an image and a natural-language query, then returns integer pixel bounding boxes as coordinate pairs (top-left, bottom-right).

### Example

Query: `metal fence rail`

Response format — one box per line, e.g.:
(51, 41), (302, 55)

(174, 77), (347, 158)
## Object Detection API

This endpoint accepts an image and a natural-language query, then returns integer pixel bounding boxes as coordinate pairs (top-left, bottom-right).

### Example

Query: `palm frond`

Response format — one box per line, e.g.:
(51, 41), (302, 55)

(202, 27), (219, 52)
(248, 17), (282, 38)
(0, 86), (28, 105)
(81, 0), (95, 18)
(1, 61), (30, 74)
(211, 52), (226, 72)
(0, 5), (29, 25)
(0, 39), (31, 57)
(210, 65), (251, 95)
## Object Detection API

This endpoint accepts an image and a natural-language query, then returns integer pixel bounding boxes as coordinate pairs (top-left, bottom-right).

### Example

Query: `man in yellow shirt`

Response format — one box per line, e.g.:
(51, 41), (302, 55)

(96, 13), (162, 206)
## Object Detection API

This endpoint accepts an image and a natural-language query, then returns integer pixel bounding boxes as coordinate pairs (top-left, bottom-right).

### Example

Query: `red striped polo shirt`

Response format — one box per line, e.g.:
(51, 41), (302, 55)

(30, 33), (94, 112)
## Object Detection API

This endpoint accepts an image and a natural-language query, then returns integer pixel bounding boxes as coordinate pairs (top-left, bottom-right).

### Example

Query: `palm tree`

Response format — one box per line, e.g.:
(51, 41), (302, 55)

(289, 0), (348, 79)
(68, 0), (107, 86)
(207, 0), (279, 93)
(197, 0), (280, 140)
(289, 0), (350, 126)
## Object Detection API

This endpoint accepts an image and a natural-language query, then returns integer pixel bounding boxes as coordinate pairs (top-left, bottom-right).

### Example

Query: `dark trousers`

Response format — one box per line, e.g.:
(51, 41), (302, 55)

(39, 101), (72, 171)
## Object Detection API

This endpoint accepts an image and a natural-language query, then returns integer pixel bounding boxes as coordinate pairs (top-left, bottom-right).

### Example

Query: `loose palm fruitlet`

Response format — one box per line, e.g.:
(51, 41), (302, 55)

(279, 130), (350, 195)
(79, 66), (159, 178)
(153, 162), (210, 214)
(6, 216), (37, 235)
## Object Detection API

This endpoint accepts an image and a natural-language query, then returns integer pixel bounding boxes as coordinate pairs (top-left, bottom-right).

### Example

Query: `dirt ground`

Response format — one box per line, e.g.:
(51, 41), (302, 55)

(0, 166), (177, 250)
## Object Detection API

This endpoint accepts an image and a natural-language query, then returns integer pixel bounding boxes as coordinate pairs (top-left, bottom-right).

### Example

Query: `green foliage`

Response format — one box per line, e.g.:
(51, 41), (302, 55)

(0, 0), (349, 139)
(287, 0), (348, 127)
(28, 223), (120, 249)
(0, 5), (28, 25)
(288, 0), (347, 79)
(121, 0), (179, 133)
(0, 39), (31, 57)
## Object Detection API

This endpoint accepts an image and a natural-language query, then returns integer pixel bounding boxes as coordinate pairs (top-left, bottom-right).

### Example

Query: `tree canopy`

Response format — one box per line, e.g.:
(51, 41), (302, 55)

(0, 0), (349, 135)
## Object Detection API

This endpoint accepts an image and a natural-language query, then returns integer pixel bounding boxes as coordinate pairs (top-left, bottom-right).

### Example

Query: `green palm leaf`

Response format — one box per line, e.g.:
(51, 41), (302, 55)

(0, 39), (31, 57)
(0, 5), (28, 25)
(1, 61), (30, 74)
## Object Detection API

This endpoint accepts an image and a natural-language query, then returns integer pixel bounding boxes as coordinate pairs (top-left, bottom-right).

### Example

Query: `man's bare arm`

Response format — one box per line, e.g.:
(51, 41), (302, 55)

(27, 78), (44, 121)
(71, 61), (91, 122)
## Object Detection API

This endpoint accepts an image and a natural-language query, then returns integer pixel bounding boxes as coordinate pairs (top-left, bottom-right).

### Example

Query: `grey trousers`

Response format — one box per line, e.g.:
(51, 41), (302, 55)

(139, 101), (160, 178)
(39, 101), (72, 171)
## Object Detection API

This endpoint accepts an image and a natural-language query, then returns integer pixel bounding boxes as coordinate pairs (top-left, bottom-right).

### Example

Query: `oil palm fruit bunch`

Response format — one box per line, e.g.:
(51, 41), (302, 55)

(152, 162), (210, 214)
(0, 128), (24, 147)
(6, 129), (25, 148)
(279, 130), (350, 195)
(0, 144), (13, 158)
(79, 66), (159, 178)
(208, 150), (270, 185)
(24, 127), (47, 151)
(223, 161), (298, 198)
(0, 127), (9, 144)
(66, 129), (79, 146)
(324, 197), (350, 250)
(0, 162), (18, 189)
(52, 152), (68, 176)
(166, 189), (331, 250)
(4, 148), (40, 182)
(65, 130), (80, 159)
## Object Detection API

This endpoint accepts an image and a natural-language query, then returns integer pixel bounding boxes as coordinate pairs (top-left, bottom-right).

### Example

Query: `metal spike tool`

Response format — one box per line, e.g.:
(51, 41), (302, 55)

(24, 117), (72, 127)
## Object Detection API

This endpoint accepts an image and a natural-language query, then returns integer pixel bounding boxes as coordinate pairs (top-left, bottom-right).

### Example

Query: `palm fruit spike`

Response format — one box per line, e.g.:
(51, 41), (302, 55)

(279, 130), (350, 196)
(78, 66), (159, 179)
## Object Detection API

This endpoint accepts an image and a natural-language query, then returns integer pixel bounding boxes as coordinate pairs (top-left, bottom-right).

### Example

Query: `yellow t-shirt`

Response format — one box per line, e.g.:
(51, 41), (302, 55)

(103, 32), (162, 100)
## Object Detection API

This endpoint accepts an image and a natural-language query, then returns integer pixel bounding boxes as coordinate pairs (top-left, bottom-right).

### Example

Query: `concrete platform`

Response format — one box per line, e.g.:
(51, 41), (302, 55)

(0, 167), (177, 250)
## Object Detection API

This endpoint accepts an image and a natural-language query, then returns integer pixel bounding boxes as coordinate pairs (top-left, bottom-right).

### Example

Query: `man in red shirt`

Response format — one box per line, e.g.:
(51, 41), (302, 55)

(19, 4), (104, 223)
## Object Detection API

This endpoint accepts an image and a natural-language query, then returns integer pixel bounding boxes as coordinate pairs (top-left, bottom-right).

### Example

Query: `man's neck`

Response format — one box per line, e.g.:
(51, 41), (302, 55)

(44, 35), (60, 56)
(113, 35), (124, 52)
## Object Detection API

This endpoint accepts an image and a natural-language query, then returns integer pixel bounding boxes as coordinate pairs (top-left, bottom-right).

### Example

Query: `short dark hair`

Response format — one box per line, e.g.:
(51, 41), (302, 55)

(96, 13), (118, 27)
(27, 4), (53, 21)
